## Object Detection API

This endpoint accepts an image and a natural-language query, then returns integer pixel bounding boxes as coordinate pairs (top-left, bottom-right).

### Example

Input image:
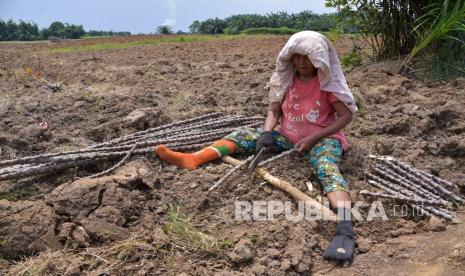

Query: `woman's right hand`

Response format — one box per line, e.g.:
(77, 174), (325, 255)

(257, 102), (281, 152)
(255, 131), (273, 152)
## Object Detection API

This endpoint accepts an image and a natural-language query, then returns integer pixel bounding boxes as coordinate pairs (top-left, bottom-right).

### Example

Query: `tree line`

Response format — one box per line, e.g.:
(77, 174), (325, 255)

(86, 30), (131, 37)
(0, 19), (131, 41)
(188, 11), (355, 34)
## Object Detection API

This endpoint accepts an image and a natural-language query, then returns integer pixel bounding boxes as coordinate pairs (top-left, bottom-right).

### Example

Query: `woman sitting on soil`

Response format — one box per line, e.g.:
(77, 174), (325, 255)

(156, 31), (358, 262)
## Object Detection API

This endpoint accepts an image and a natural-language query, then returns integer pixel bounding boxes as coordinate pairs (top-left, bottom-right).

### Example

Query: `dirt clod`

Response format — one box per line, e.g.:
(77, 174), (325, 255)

(81, 219), (129, 242)
(0, 200), (61, 258)
(229, 239), (256, 265)
(151, 227), (170, 247)
(357, 237), (373, 253)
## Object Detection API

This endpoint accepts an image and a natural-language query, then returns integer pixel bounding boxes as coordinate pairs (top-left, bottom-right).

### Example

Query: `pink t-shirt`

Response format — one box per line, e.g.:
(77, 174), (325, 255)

(278, 75), (350, 151)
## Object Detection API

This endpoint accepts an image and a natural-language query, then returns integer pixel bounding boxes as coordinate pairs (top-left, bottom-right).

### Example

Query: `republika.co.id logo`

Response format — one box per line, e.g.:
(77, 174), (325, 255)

(234, 200), (429, 222)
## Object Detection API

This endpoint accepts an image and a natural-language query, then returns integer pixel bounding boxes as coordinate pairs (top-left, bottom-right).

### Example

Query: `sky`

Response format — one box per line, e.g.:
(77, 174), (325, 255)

(0, 0), (335, 33)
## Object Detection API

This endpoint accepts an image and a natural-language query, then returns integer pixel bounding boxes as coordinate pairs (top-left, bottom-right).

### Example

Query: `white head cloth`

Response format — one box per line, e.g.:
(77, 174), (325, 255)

(268, 31), (358, 113)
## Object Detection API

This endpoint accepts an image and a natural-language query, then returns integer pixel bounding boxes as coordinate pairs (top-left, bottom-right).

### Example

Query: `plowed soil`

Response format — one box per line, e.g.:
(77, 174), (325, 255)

(0, 35), (464, 275)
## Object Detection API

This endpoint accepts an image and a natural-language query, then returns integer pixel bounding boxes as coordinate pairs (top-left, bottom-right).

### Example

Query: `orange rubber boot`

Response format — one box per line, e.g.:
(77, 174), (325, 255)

(155, 139), (236, 169)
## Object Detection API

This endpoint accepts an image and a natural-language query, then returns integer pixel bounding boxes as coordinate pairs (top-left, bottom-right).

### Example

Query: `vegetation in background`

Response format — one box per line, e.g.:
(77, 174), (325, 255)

(1, 10), (351, 40)
(0, 19), (42, 41)
(190, 18), (227, 34)
(85, 30), (131, 37)
(326, 0), (414, 60)
(241, 27), (299, 35)
(0, 19), (131, 41)
(401, 0), (465, 78)
(326, 0), (465, 79)
(46, 21), (86, 39)
(156, 25), (174, 35)
(189, 11), (348, 34)
(326, 28), (344, 43)
(341, 47), (363, 68)
(427, 32), (465, 79)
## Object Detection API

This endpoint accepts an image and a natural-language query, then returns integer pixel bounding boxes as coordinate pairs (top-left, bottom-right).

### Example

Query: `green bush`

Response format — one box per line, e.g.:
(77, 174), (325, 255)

(341, 48), (362, 68)
(241, 27), (299, 35)
(326, 28), (343, 43)
(223, 27), (239, 35)
(156, 25), (173, 35)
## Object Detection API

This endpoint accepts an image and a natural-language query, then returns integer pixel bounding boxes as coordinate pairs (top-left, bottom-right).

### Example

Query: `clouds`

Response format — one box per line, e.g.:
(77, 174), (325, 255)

(162, 0), (177, 27)
(162, 18), (176, 26)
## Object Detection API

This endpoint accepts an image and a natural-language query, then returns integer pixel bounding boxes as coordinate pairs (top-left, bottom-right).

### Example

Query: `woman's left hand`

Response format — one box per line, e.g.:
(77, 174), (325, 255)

(294, 134), (320, 153)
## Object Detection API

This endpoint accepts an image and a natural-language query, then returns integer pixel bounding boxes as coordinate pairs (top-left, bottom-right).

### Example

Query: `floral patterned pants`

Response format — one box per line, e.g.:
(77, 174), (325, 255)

(224, 127), (348, 194)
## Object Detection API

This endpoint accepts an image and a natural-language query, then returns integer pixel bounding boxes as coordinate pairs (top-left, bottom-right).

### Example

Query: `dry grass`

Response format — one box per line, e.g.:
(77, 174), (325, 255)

(163, 204), (221, 257)
(6, 236), (159, 276)
(107, 237), (157, 261)
(7, 250), (77, 276)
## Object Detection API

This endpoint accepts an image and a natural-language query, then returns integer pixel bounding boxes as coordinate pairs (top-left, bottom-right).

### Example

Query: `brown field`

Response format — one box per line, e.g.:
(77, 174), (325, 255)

(0, 35), (464, 275)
